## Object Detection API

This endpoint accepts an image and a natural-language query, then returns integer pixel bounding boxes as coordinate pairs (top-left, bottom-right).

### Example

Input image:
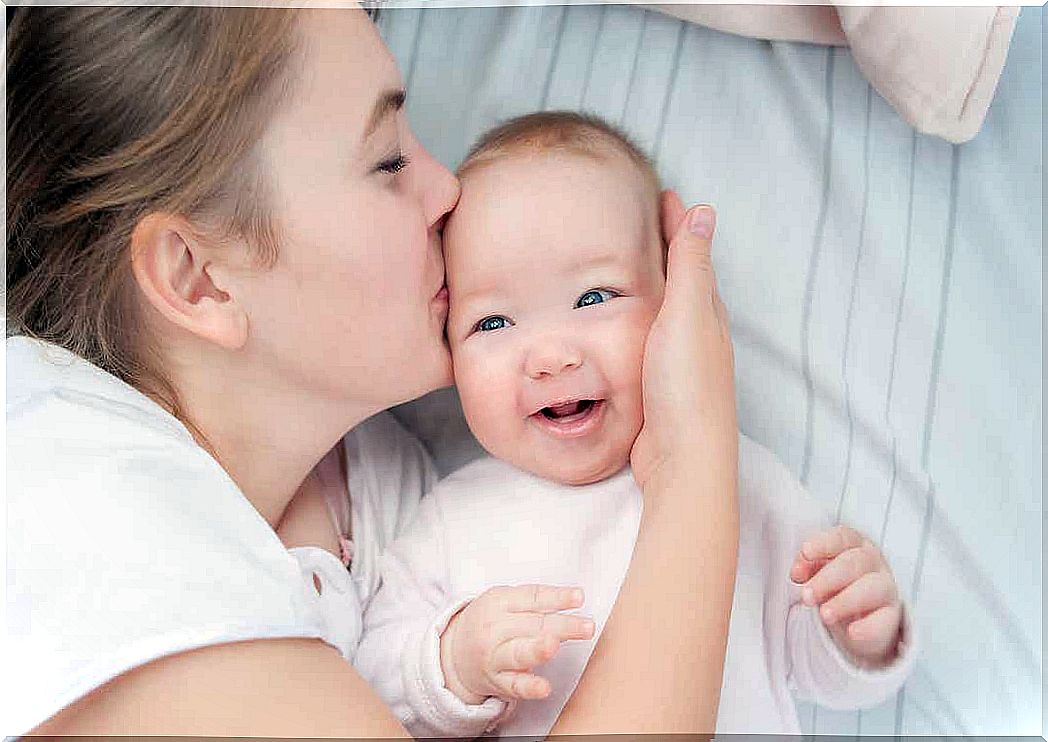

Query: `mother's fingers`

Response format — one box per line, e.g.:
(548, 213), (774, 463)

(713, 280), (732, 342)
(663, 205), (718, 312)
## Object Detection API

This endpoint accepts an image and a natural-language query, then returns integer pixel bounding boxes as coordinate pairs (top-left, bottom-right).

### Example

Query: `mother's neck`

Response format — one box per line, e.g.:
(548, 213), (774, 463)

(167, 351), (374, 528)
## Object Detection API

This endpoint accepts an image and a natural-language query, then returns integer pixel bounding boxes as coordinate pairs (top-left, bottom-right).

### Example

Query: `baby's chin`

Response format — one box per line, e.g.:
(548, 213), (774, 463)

(510, 447), (632, 487)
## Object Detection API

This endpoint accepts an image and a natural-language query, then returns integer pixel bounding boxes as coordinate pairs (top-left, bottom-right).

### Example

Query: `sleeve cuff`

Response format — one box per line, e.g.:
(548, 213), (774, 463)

(402, 596), (513, 738)
(798, 601), (918, 709)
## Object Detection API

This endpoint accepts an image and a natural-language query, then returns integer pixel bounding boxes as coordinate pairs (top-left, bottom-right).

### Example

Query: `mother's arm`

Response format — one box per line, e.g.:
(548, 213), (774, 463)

(551, 198), (739, 735)
(31, 640), (412, 737)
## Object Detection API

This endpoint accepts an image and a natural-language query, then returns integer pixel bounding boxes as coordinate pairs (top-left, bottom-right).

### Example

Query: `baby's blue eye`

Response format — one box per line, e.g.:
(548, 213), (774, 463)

(476, 315), (511, 332)
(576, 289), (616, 308)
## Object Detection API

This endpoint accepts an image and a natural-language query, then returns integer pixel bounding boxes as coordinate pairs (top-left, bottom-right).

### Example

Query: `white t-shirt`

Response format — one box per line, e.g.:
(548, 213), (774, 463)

(3, 336), (438, 737)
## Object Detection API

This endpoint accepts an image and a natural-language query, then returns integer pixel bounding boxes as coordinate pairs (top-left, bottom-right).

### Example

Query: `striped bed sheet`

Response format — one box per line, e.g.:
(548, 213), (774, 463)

(383, 5), (1042, 735)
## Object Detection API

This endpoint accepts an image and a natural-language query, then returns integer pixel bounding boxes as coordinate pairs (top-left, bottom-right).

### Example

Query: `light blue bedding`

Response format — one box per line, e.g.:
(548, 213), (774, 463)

(383, 5), (1043, 735)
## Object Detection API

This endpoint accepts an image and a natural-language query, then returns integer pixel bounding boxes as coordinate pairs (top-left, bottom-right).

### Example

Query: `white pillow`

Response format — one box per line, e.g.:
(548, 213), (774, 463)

(649, 4), (1019, 143)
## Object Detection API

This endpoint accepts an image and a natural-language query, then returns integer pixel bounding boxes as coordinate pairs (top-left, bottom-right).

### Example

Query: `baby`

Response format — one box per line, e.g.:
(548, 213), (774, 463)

(354, 112), (916, 737)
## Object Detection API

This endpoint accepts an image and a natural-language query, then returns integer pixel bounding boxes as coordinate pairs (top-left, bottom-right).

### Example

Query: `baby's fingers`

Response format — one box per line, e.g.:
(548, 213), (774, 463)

(800, 525), (867, 564)
(819, 571), (898, 627)
(800, 542), (882, 606)
(492, 671), (552, 701)
(497, 611), (595, 645)
(497, 584), (585, 614)
(790, 555), (830, 584)
(846, 604), (902, 645)
(491, 634), (560, 672)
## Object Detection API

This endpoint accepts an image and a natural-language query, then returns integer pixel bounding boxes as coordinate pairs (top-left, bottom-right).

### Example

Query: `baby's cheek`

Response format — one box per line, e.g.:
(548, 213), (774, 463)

(454, 355), (516, 448)
(608, 316), (651, 431)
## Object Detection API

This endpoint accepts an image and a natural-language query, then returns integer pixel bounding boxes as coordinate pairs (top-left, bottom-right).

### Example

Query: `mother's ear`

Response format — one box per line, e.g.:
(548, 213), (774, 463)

(130, 213), (249, 350)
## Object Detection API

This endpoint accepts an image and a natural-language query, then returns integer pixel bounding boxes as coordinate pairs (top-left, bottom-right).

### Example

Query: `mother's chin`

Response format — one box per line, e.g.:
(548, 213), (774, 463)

(384, 322), (454, 410)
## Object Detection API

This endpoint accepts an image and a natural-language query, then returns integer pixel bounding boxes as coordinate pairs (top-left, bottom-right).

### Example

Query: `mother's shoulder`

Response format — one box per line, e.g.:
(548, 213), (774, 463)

(7, 337), (284, 565)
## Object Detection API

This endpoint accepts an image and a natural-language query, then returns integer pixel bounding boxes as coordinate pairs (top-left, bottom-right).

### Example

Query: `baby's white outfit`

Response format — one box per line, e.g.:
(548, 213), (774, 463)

(355, 435), (917, 738)
(5, 336), (437, 736)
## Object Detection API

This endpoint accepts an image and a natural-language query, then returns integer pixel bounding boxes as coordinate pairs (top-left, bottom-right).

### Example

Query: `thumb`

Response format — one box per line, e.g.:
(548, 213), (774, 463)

(664, 204), (717, 304)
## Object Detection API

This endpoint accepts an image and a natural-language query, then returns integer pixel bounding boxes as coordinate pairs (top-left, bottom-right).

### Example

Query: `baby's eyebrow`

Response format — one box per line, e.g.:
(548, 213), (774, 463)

(448, 283), (496, 315)
(567, 249), (636, 274)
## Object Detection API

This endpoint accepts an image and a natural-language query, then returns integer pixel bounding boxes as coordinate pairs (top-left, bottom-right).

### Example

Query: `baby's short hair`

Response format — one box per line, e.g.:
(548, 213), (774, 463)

(458, 111), (661, 199)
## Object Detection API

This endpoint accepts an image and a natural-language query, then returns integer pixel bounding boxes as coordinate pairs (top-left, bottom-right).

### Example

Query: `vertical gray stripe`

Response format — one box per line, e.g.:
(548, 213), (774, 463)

(579, 4), (608, 110)
(619, 9), (648, 126)
(910, 477), (936, 608)
(835, 84), (874, 524)
(403, 7), (427, 94)
(888, 475), (939, 737)
(800, 46), (836, 486)
(810, 703), (818, 735)
(893, 685), (907, 735)
(539, 5), (568, 110)
(881, 132), (917, 739)
(920, 144), (961, 471)
(894, 142), (960, 737)
(912, 144), (960, 595)
(651, 21), (688, 167)
(879, 130), (918, 547)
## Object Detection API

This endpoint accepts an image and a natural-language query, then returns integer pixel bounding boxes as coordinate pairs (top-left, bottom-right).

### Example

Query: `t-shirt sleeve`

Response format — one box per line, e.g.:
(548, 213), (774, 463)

(4, 389), (325, 736)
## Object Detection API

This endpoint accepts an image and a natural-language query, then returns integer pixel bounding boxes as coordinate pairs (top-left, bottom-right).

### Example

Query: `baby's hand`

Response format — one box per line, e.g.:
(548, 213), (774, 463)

(439, 585), (595, 705)
(790, 525), (903, 667)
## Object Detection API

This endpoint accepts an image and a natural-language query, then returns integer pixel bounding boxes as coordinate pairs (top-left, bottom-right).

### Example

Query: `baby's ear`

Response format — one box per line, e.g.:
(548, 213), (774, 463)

(658, 190), (686, 246)
(656, 190), (684, 274)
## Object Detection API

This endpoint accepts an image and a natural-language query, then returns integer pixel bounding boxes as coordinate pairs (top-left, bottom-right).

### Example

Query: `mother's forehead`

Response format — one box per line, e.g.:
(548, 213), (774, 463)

(282, 10), (402, 134)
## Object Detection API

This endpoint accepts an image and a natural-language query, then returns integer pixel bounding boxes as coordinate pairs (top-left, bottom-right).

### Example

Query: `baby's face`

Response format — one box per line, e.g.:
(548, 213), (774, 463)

(444, 151), (664, 485)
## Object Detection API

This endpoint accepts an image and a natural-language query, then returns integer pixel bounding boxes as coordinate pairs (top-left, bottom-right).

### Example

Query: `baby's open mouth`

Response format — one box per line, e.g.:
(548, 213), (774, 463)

(529, 398), (605, 439)
(540, 399), (596, 421)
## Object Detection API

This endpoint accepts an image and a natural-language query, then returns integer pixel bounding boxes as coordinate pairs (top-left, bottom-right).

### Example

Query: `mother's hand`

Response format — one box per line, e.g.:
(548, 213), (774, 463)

(553, 195), (739, 735)
(630, 193), (737, 493)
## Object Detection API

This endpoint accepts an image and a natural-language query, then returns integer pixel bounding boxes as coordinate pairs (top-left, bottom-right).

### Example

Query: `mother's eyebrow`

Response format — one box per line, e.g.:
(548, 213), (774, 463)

(363, 88), (406, 140)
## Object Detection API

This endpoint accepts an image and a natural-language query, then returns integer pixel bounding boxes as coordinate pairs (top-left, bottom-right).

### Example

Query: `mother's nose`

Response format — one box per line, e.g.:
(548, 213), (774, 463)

(418, 146), (460, 229)
(524, 340), (583, 380)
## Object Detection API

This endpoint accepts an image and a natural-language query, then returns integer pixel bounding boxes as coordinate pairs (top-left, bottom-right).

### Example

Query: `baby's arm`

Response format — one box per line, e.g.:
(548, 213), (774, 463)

(786, 525), (917, 709)
(356, 493), (502, 738)
(356, 494), (591, 739)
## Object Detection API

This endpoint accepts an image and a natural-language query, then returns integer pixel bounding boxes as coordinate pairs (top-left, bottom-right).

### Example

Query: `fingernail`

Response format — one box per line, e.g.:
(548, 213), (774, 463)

(821, 606), (835, 624)
(688, 205), (715, 238)
(572, 588), (584, 605)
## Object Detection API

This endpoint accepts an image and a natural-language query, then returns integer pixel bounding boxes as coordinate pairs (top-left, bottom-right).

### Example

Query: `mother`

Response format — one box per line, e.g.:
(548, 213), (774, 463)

(6, 6), (738, 736)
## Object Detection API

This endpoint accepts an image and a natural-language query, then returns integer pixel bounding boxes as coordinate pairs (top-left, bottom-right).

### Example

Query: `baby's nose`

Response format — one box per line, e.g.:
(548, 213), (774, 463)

(525, 342), (583, 380)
